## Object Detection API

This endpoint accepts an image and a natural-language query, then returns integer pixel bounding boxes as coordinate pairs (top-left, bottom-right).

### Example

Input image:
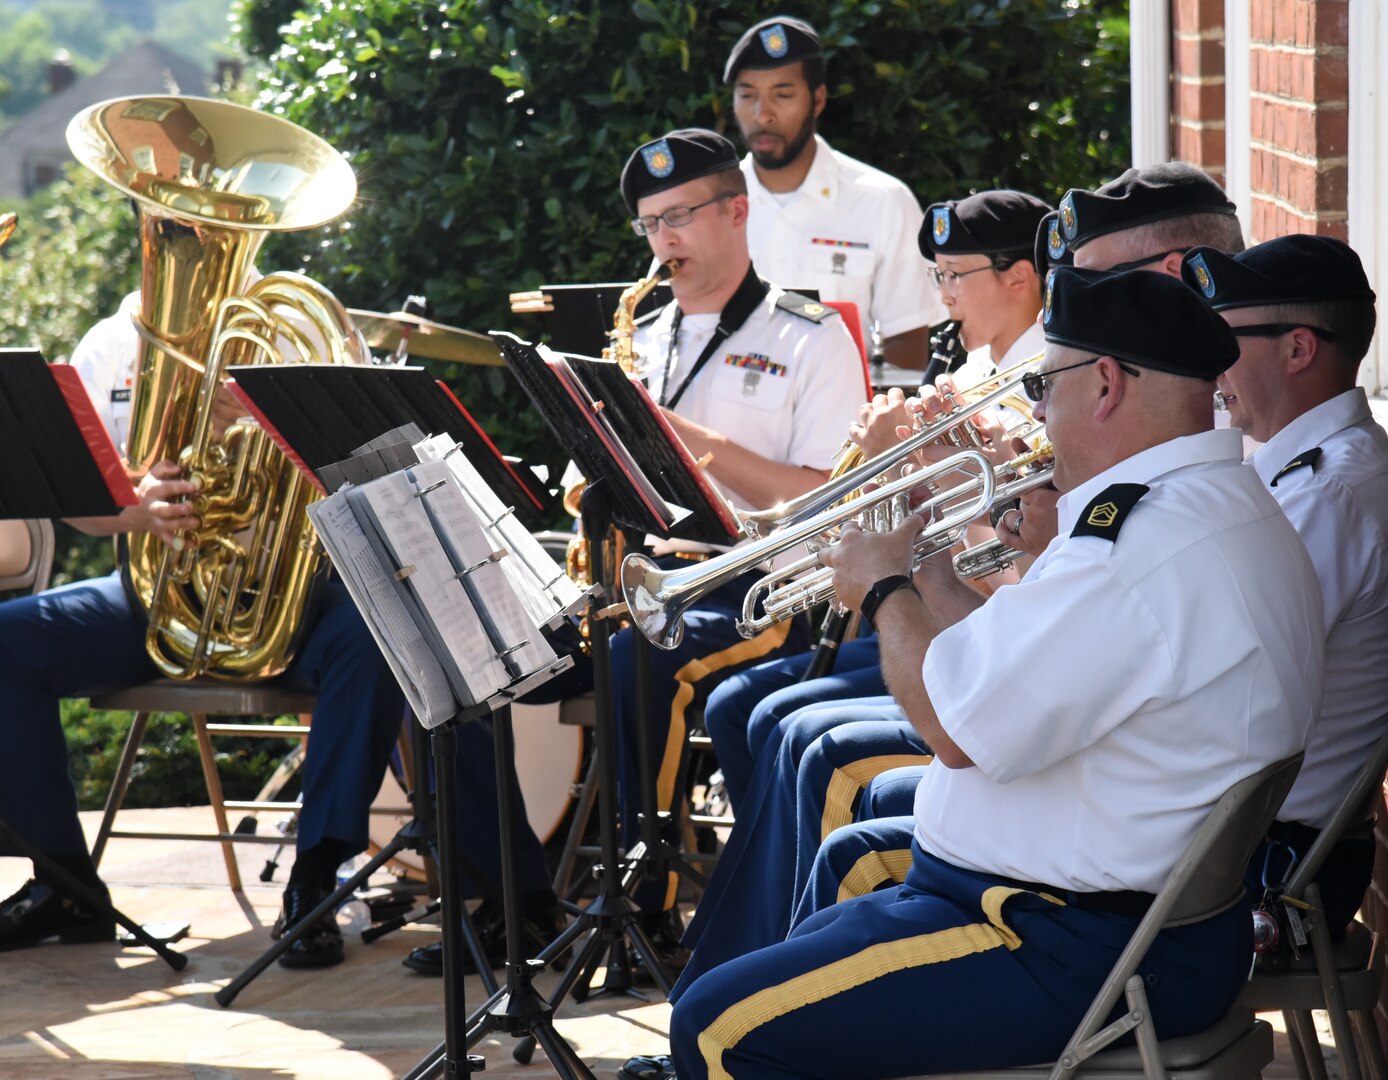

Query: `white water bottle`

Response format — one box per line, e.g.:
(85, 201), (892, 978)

(335, 855), (373, 933)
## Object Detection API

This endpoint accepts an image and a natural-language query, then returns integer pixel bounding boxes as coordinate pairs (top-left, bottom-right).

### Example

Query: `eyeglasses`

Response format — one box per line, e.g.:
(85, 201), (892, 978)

(1229, 323), (1338, 342)
(1104, 249), (1186, 273)
(631, 192), (736, 236)
(928, 263), (1002, 295)
(1022, 355), (1141, 402)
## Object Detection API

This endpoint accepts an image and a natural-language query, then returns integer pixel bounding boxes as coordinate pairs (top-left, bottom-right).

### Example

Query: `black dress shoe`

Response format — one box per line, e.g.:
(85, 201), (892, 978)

(631, 908), (690, 984)
(618, 1053), (676, 1080)
(0, 879), (115, 951)
(274, 884), (344, 969)
(403, 897), (567, 976)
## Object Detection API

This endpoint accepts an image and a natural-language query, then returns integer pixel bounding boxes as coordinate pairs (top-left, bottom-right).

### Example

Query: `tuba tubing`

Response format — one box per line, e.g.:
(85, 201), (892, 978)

(621, 449), (994, 651)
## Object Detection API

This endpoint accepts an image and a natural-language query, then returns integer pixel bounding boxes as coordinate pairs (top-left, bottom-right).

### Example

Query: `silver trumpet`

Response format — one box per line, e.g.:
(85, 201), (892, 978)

(737, 355), (1039, 539)
(952, 538), (1027, 580)
(622, 449), (994, 650)
(737, 441), (1055, 636)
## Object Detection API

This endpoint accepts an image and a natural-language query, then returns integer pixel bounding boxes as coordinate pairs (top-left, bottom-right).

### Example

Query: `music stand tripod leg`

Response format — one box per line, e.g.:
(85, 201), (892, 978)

(0, 818), (187, 972)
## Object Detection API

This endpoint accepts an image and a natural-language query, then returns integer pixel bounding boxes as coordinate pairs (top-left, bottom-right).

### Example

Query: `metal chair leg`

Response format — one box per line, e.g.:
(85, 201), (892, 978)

(1287, 1009), (1333, 1080)
(1305, 883), (1363, 1080)
(91, 710), (151, 867)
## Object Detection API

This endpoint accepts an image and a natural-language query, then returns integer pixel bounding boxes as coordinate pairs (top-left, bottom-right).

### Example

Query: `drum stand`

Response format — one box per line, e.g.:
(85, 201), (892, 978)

(0, 817), (187, 971)
(215, 713), (500, 1009)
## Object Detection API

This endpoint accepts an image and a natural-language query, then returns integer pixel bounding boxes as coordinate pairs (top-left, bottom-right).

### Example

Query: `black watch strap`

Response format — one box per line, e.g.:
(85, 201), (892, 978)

(860, 574), (919, 631)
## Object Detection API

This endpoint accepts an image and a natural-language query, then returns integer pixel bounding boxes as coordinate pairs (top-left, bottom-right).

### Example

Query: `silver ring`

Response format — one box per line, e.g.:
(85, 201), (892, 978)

(1001, 509), (1024, 535)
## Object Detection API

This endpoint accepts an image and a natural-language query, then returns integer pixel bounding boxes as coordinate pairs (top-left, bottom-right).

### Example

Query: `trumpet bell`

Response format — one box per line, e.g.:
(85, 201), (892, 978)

(622, 551), (685, 651)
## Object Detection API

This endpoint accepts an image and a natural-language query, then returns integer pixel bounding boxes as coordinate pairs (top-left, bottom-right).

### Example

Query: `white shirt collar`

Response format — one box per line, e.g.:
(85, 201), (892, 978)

(1055, 428), (1245, 535)
(743, 134), (840, 207)
(1247, 388), (1373, 485)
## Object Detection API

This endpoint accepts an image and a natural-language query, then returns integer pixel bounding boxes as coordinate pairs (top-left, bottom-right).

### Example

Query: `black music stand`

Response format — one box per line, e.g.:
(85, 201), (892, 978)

(0, 350), (181, 968)
(492, 333), (737, 1012)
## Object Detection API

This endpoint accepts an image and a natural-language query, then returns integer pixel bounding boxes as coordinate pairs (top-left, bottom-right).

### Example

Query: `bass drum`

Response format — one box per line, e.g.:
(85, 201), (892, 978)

(368, 701), (585, 881)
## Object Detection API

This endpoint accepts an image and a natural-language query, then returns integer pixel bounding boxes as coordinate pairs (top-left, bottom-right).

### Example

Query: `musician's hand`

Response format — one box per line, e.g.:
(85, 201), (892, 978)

(211, 384), (245, 443)
(131, 460), (200, 546)
(848, 388), (914, 460)
(1002, 484), (1060, 557)
(822, 514), (923, 612)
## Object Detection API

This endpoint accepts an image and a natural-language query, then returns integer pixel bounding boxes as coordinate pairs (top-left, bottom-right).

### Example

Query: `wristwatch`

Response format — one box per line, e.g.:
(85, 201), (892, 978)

(859, 574), (919, 631)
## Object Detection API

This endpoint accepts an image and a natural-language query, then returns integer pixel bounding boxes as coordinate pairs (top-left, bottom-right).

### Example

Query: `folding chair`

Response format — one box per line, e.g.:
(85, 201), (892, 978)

(0, 518), (55, 595)
(905, 751), (1304, 1080)
(1239, 723), (1388, 1080)
(88, 680), (315, 891)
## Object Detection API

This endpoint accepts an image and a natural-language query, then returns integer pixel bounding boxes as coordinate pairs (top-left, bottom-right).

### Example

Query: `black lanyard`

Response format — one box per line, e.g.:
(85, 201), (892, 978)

(659, 265), (770, 411)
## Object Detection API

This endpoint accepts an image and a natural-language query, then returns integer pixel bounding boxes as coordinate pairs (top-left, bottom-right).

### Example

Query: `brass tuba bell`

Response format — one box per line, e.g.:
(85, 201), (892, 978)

(68, 95), (361, 680)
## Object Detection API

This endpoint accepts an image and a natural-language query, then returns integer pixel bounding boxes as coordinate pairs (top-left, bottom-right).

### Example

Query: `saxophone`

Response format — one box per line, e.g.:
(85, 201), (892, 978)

(565, 260), (679, 608)
(68, 95), (362, 680)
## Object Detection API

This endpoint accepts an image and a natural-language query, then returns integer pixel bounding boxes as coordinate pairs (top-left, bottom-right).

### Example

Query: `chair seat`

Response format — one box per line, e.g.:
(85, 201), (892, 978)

(905, 1009), (1271, 1078)
(90, 678), (316, 716)
(557, 691), (595, 728)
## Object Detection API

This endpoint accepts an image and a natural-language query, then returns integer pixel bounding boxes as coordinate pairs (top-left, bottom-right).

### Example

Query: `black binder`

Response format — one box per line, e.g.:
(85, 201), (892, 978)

(0, 349), (137, 518)
(226, 364), (557, 529)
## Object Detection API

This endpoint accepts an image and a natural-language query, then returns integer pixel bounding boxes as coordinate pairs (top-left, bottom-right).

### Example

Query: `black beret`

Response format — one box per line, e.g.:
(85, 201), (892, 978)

(1181, 235), (1376, 310)
(1042, 266), (1239, 379)
(1058, 163), (1237, 251)
(621, 128), (740, 215)
(921, 191), (1052, 261)
(1033, 209), (1074, 276)
(724, 17), (822, 84)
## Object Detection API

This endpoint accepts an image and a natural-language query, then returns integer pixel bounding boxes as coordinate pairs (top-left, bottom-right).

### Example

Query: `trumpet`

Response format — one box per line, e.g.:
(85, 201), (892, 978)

(738, 352), (1040, 539)
(953, 537), (1027, 579)
(622, 449), (995, 650)
(735, 441), (1054, 636)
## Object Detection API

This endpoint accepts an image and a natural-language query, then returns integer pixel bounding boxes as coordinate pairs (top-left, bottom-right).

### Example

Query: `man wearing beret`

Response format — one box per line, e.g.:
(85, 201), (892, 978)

(1182, 235), (1388, 940)
(723, 16), (941, 370)
(656, 267), (1323, 1078)
(663, 190), (1053, 1001)
(605, 127), (866, 960)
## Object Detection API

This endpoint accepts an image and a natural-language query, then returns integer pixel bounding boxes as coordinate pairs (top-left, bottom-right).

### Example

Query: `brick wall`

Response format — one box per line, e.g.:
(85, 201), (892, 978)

(1170, 0), (1226, 181)
(1248, 0), (1349, 241)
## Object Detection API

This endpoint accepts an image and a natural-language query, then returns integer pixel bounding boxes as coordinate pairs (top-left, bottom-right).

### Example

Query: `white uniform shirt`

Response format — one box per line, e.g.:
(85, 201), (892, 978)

(69, 290), (142, 452)
(1249, 388), (1388, 829)
(950, 321), (1045, 395)
(914, 428), (1324, 893)
(632, 285), (865, 509)
(742, 136), (943, 340)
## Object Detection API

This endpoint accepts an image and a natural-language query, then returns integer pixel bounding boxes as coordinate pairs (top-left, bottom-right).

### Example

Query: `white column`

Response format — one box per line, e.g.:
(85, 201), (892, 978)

(1130, 0), (1172, 167)
(1223, 0), (1252, 235)
(1348, 1), (1386, 397)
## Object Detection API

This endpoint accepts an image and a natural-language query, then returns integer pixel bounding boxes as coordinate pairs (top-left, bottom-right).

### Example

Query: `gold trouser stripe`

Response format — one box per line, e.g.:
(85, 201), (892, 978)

(836, 847), (914, 904)
(653, 618), (792, 909)
(698, 884), (1059, 1079)
(820, 754), (931, 843)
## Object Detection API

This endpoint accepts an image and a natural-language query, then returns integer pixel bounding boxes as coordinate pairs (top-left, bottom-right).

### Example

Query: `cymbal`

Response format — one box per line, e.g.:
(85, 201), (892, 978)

(348, 308), (505, 366)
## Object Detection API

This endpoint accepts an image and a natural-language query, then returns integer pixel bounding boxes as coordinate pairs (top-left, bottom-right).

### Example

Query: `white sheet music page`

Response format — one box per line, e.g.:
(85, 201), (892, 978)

(354, 471), (511, 703)
(405, 457), (559, 682)
(415, 434), (585, 623)
(306, 493), (456, 726)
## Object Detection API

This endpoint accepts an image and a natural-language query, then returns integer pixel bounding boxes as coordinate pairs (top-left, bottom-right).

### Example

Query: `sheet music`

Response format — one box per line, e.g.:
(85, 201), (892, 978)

(349, 473), (512, 705)
(404, 457), (559, 682)
(306, 494), (457, 727)
(415, 433), (585, 624)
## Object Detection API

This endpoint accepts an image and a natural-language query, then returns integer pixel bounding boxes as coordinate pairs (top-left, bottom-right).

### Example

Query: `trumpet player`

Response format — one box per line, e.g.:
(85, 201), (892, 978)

(662, 266), (1322, 1080)
(1179, 235), (1388, 944)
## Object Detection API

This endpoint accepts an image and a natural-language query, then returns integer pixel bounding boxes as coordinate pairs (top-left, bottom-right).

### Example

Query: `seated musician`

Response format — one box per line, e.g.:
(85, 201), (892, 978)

(0, 286), (405, 968)
(700, 189), (1051, 814)
(657, 265), (1324, 1079)
(521, 127), (866, 964)
(1180, 235), (1388, 940)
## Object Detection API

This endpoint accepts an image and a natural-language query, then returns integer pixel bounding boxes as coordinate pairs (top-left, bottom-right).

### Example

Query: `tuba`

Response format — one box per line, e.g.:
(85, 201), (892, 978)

(68, 95), (361, 680)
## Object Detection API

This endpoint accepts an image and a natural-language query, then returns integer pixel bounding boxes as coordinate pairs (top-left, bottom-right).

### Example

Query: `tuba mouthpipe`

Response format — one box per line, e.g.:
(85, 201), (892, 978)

(622, 449), (994, 650)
